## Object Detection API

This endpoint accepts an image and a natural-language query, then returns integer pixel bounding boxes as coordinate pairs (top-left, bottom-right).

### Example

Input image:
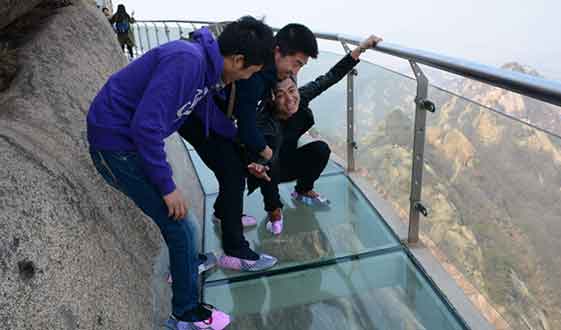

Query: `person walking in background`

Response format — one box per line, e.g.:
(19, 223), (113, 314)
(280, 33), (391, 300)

(109, 4), (135, 59)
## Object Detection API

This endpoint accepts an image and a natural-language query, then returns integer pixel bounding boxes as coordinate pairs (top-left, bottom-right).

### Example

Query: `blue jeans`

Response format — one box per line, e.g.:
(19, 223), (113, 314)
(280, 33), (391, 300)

(90, 150), (200, 319)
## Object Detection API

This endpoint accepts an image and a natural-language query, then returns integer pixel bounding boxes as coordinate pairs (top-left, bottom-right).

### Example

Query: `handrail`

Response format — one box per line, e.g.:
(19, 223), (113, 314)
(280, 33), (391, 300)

(291, 29), (561, 108)
(136, 19), (215, 25)
(134, 20), (561, 108)
(131, 18), (561, 247)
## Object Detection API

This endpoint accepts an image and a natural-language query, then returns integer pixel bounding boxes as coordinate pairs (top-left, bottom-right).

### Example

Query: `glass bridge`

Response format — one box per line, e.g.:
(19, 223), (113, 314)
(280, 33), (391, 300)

(131, 20), (561, 330)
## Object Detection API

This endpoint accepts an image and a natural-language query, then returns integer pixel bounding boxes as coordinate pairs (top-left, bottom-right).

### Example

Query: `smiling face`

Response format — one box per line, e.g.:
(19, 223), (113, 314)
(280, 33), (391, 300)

(274, 47), (308, 81)
(274, 77), (300, 119)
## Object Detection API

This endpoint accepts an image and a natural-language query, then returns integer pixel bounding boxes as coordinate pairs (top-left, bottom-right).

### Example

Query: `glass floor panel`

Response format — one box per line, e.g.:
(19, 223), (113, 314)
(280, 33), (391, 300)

(187, 147), (220, 195)
(203, 174), (400, 282)
(203, 251), (466, 330)
(185, 143), (344, 196)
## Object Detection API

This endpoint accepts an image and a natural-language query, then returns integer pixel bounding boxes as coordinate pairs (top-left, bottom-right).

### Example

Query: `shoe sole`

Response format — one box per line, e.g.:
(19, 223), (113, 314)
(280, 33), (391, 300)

(218, 256), (278, 272)
(212, 218), (257, 227)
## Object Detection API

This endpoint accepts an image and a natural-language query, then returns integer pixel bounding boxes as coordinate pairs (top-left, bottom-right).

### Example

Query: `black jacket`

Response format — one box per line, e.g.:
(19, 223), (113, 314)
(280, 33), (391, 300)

(248, 53), (360, 194)
(231, 65), (278, 153)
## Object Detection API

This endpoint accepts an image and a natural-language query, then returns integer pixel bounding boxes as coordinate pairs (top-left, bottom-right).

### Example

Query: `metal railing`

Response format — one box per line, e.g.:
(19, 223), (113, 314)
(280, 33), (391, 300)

(130, 20), (561, 245)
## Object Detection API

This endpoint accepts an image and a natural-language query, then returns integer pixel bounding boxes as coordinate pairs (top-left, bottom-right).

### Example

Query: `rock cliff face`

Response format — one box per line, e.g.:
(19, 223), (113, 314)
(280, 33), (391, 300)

(0, 1), (202, 329)
(0, 0), (44, 30)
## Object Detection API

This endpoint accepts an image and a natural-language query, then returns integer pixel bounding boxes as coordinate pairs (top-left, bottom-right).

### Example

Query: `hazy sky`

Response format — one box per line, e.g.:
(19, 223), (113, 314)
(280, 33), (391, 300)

(111, 0), (560, 81)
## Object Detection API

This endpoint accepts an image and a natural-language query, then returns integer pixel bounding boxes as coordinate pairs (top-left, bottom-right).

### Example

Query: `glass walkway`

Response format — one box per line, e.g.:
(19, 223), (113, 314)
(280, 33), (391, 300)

(184, 140), (468, 330)
(133, 20), (561, 330)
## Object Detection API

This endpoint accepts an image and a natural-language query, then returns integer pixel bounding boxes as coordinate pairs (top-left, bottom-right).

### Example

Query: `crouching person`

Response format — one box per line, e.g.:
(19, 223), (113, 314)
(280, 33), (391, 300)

(249, 35), (383, 235)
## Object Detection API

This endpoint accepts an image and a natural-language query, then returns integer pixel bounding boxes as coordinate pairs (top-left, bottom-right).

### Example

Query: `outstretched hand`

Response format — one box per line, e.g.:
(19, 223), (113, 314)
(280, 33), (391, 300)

(248, 163), (271, 181)
(360, 35), (383, 50)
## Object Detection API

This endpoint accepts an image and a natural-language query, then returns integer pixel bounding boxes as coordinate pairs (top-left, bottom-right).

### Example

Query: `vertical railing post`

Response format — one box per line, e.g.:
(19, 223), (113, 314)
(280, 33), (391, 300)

(177, 23), (184, 39)
(341, 41), (357, 172)
(163, 22), (171, 42)
(135, 24), (144, 56)
(153, 23), (161, 46)
(144, 24), (152, 49)
(407, 61), (434, 244)
(346, 68), (357, 172)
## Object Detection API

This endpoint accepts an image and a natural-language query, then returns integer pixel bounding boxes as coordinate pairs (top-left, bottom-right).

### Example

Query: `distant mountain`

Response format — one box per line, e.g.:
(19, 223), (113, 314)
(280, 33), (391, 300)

(425, 62), (561, 136)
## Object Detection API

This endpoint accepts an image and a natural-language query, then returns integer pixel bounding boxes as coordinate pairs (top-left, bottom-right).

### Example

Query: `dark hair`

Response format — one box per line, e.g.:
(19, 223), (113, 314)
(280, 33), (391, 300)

(113, 4), (130, 22)
(217, 16), (274, 68)
(274, 23), (318, 58)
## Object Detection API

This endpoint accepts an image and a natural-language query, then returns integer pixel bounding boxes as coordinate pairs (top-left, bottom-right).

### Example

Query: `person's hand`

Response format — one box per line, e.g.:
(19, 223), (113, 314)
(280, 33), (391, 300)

(351, 35), (383, 60)
(163, 189), (188, 220)
(259, 146), (273, 160)
(360, 35), (383, 50)
(248, 163), (271, 181)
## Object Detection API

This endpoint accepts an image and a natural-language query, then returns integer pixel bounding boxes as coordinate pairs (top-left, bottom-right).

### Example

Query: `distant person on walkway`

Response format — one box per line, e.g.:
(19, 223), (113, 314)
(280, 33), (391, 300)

(109, 4), (135, 59)
(248, 35), (383, 235)
(87, 17), (274, 330)
(178, 22), (319, 270)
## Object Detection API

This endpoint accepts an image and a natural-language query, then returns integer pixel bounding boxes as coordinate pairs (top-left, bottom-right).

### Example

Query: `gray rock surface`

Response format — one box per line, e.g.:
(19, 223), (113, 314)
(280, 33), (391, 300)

(0, 1), (201, 329)
(0, 0), (43, 30)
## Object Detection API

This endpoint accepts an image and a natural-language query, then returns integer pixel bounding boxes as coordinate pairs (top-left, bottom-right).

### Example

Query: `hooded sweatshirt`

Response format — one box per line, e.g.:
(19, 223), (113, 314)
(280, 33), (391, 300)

(87, 28), (227, 196)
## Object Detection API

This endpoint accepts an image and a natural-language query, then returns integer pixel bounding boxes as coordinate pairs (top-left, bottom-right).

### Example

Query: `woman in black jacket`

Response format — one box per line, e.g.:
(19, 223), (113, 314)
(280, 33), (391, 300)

(250, 35), (383, 235)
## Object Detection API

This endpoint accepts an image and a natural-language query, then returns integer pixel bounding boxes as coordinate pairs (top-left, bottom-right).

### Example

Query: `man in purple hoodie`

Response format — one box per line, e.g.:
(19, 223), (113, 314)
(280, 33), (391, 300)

(87, 17), (273, 330)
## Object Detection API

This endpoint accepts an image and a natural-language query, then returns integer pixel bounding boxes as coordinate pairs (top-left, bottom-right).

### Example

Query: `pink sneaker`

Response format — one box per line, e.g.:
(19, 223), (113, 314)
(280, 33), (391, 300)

(190, 305), (230, 330)
(212, 214), (257, 227)
(165, 305), (230, 330)
(265, 208), (283, 235)
(218, 253), (278, 272)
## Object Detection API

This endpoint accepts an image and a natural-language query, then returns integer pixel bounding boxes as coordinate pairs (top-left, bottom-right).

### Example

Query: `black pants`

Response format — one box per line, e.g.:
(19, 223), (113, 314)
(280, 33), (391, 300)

(180, 117), (258, 260)
(259, 141), (331, 212)
(121, 43), (134, 58)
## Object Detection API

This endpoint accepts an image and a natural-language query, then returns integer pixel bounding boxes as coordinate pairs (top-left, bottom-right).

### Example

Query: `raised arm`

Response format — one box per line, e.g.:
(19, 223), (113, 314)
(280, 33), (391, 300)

(298, 35), (383, 106)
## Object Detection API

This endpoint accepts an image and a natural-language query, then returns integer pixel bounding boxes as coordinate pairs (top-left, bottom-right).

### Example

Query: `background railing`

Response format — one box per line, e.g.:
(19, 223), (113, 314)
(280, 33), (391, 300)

(128, 20), (561, 330)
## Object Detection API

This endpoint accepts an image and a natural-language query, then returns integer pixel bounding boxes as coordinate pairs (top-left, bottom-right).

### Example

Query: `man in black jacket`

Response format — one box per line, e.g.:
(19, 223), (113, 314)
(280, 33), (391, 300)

(179, 22), (319, 271)
(249, 35), (383, 235)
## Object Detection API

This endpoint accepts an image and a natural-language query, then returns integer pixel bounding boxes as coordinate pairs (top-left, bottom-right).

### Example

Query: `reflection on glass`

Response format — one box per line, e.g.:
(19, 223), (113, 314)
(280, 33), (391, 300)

(204, 251), (466, 330)
(203, 174), (399, 282)
(299, 52), (349, 164)
(354, 59), (416, 221)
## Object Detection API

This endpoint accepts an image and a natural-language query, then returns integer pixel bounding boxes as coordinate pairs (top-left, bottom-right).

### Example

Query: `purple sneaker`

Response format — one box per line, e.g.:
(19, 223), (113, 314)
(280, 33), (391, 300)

(218, 253), (278, 272)
(212, 214), (257, 227)
(164, 305), (230, 330)
(265, 208), (283, 235)
(291, 190), (330, 206)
